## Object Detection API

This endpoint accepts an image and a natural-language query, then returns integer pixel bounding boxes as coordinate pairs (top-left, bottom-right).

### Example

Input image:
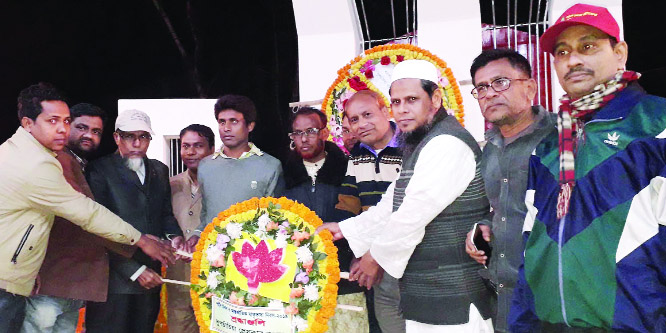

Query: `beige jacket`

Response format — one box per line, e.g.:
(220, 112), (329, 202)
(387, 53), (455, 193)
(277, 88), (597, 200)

(169, 171), (202, 241)
(0, 127), (142, 296)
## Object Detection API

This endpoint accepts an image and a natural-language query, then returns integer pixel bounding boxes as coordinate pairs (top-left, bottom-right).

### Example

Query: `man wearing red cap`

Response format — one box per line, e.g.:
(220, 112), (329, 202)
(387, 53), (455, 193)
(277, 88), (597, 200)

(510, 4), (666, 332)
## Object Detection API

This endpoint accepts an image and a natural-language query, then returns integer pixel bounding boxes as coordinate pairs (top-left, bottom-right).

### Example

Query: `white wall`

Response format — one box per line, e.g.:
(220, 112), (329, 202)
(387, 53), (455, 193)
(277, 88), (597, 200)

(117, 99), (221, 165)
(418, 0), (484, 140)
(292, 0), (360, 103)
(548, 0), (624, 109)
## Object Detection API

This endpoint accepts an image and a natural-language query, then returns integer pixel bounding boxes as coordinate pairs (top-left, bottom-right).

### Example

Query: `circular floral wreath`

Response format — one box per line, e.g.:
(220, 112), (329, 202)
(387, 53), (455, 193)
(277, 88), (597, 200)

(190, 197), (339, 333)
(322, 44), (465, 151)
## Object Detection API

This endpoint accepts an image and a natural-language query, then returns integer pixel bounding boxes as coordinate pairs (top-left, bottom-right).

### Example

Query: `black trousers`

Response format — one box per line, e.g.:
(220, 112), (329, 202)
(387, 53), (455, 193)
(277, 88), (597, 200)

(0, 289), (26, 333)
(85, 292), (160, 333)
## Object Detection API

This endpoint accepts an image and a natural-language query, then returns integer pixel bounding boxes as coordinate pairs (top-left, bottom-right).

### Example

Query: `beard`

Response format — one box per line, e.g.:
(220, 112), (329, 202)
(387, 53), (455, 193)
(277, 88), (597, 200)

(398, 107), (447, 158)
(124, 156), (145, 172)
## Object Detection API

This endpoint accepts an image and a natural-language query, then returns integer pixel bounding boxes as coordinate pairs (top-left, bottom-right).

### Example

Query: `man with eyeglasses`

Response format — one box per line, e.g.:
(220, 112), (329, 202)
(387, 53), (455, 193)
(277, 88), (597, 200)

(463, 49), (556, 333)
(282, 106), (369, 332)
(336, 89), (402, 333)
(189, 95), (284, 246)
(510, 4), (666, 332)
(85, 109), (185, 333)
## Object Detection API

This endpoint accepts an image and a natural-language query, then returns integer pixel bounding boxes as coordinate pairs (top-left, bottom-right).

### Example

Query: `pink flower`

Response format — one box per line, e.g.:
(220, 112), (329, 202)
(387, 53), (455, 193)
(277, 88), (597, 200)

(360, 60), (375, 72)
(291, 231), (311, 247)
(231, 240), (288, 293)
(266, 220), (279, 232)
(290, 286), (304, 298)
(285, 303), (299, 315)
(397, 55), (405, 62)
(303, 259), (314, 274)
(364, 69), (374, 79)
(380, 56), (391, 65)
(230, 291), (245, 306)
(348, 76), (368, 91)
(248, 293), (260, 305)
(205, 292), (214, 299)
(211, 254), (226, 268)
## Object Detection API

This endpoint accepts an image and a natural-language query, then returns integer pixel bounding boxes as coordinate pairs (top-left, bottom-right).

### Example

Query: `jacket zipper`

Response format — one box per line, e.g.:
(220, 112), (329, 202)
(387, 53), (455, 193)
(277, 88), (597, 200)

(311, 178), (316, 193)
(11, 224), (34, 264)
(557, 216), (570, 326)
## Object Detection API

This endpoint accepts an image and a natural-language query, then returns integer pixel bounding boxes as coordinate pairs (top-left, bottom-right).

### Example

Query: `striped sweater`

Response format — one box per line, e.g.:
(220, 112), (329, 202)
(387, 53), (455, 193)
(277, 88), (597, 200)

(509, 84), (666, 332)
(335, 143), (402, 215)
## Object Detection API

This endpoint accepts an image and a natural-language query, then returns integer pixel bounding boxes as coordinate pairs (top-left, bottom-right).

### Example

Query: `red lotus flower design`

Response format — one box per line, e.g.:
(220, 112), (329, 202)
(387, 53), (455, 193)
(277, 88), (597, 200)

(231, 240), (288, 293)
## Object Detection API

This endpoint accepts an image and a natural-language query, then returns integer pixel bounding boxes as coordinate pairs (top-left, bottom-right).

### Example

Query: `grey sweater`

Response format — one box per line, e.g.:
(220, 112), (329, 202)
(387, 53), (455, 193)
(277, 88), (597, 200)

(196, 152), (284, 232)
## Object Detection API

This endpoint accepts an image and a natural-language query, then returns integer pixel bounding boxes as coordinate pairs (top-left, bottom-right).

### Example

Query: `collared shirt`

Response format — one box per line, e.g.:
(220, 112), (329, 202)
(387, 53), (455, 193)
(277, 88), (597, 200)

(359, 122), (400, 157)
(211, 142), (263, 160)
(339, 135), (476, 278)
(480, 105), (556, 332)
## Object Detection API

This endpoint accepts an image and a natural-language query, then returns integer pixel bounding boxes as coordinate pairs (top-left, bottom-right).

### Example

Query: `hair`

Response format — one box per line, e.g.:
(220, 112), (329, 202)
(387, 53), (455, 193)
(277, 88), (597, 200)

(608, 36), (618, 48)
(180, 124), (215, 149)
(344, 90), (386, 116)
(17, 82), (67, 121)
(290, 107), (327, 130)
(70, 103), (107, 125)
(470, 49), (532, 85)
(214, 94), (257, 125)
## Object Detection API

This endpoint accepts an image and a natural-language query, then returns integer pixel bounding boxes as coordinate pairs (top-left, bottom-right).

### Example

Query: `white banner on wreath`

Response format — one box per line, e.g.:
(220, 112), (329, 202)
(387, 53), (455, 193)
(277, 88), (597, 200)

(211, 296), (293, 333)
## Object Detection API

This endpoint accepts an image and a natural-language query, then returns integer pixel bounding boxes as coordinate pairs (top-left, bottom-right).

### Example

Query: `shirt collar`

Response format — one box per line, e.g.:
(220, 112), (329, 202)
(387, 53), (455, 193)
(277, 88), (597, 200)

(211, 142), (264, 160)
(16, 126), (58, 157)
(359, 121), (400, 156)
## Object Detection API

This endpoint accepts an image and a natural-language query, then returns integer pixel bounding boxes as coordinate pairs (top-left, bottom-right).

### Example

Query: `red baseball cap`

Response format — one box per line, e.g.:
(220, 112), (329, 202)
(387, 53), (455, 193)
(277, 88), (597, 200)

(540, 3), (620, 54)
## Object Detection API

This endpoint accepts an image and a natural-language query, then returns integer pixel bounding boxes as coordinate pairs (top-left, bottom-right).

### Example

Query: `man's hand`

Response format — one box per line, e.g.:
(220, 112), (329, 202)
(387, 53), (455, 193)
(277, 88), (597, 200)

(315, 223), (344, 241)
(171, 236), (192, 262)
(136, 268), (163, 289)
(349, 257), (361, 281)
(465, 224), (491, 266)
(136, 234), (176, 267)
(186, 235), (200, 253)
(356, 252), (384, 289)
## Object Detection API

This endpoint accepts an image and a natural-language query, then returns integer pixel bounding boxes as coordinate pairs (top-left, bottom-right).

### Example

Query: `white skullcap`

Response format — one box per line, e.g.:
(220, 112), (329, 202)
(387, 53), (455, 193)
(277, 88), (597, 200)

(390, 59), (439, 85)
(115, 109), (155, 134)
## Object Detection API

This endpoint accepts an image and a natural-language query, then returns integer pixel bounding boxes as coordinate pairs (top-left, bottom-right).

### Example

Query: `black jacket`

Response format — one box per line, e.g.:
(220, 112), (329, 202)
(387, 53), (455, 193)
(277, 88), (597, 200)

(87, 153), (182, 294)
(282, 142), (362, 294)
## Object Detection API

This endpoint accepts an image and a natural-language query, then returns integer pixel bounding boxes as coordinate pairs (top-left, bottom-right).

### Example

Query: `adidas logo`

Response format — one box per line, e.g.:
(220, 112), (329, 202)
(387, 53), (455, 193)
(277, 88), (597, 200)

(604, 132), (620, 146)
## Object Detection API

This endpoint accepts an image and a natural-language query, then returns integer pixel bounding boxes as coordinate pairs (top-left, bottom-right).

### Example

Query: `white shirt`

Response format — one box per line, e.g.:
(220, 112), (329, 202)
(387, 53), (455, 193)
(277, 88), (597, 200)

(339, 135), (476, 278)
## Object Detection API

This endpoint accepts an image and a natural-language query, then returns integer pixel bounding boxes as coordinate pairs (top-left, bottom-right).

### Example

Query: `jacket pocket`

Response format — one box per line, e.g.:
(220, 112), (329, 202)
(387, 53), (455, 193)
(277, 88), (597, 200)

(11, 224), (34, 264)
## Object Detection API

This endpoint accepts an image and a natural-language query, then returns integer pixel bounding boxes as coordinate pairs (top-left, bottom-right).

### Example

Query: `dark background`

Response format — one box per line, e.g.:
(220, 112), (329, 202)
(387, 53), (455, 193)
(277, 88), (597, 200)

(1, 1), (663, 161)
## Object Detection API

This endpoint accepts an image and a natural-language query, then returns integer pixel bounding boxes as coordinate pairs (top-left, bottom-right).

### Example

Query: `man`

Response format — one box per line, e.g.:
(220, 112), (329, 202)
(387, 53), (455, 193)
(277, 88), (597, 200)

(190, 94), (284, 242)
(85, 109), (184, 333)
(321, 60), (494, 332)
(510, 4), (666, 332)
(166, 124), (215, 333)
(337, 89), (403, 333)
(0, 83), (174, 332)
(21, 103), (138, 332)
(341, 115), (359, 154)
(463, 49), (556, 333)
(282, 107), (367, 332)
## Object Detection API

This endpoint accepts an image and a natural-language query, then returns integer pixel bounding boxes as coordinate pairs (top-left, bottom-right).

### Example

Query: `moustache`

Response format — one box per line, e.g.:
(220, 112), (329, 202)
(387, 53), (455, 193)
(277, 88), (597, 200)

(565, 67), (594, 80)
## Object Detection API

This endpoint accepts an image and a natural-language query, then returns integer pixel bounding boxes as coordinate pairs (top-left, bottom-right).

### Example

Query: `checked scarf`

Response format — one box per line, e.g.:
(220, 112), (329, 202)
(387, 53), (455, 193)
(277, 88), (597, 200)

(556, 70), (640, 219)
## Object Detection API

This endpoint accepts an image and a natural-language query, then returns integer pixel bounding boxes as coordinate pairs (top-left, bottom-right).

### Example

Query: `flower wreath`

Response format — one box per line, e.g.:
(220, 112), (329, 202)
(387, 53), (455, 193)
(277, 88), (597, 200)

(190, 197), (339, 333)
(322, 44), (465, 152)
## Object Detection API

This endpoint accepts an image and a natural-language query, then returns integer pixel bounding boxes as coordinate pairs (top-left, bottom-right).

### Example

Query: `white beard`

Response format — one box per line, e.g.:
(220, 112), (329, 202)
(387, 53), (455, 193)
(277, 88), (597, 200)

(124, 156), (144, 172)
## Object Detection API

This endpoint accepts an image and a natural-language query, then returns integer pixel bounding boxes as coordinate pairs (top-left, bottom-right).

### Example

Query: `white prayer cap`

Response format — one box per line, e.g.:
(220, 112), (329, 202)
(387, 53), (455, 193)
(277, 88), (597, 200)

(115, 109), (154, 134)
(390, 59), (439, 85)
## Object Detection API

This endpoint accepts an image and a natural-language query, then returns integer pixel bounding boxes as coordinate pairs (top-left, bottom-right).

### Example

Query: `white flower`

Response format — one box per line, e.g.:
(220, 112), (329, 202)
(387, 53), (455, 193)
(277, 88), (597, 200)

(267, 299), (284, 309)
(275, 232), (288, 248)
(206, 245), (224, 263)
(303, 284), (319, 302)
(257, 213), (271, 231)
(295, 246), (313, 263)
(225, 223), (243, 239)
(207, 271), (221, 289)
(292, 316), (308, 332)
(254, 229), (268, 240)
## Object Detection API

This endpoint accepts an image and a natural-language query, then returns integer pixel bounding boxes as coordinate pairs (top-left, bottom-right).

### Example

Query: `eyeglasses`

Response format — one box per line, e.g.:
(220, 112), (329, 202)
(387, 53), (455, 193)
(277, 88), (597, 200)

(471, 77), (530, 99)
(117, 131), (152, 143)
(288, 127), (324, 140)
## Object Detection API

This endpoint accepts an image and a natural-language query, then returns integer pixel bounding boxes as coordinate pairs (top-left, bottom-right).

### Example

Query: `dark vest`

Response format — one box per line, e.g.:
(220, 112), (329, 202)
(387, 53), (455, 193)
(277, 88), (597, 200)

(394, 112), (493, 325)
